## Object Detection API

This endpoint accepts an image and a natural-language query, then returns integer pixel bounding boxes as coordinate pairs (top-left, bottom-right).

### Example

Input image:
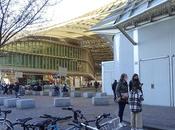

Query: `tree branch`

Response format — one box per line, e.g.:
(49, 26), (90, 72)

(1, 0), (49, 45)
(0, 0), (11, 44)
(0, 0), (61, 47)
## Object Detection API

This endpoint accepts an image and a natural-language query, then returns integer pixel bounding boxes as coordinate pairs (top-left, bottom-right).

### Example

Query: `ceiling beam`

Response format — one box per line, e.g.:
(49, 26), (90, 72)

(116, 25), (137, 45)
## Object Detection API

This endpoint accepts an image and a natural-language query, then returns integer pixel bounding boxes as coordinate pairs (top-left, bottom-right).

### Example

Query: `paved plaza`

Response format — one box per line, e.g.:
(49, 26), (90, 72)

(0, 94), (174, 130)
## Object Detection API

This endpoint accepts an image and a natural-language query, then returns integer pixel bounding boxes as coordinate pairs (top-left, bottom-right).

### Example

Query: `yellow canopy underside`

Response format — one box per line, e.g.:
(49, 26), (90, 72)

(32, 0), (127, 64)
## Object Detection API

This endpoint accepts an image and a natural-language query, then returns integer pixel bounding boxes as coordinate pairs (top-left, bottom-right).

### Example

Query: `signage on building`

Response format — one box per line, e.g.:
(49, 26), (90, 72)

(58, 67), (67, 76)
(15, 72), (23, 78)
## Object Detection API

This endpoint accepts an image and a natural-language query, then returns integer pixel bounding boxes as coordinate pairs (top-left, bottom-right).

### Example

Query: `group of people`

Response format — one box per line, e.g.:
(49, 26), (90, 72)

(112, 73), (144, 130)
(53, 83), (69, 97)
(0, 82), (20, 98)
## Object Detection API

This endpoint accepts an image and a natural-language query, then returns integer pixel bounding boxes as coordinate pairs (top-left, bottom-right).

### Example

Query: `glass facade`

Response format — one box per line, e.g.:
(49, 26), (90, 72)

(0, 39), (95, 78)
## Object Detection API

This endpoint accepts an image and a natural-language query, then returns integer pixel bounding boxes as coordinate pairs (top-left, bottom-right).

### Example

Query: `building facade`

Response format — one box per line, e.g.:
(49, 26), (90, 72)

(93, 0), (175, 106)
(0, 37), (95, 87)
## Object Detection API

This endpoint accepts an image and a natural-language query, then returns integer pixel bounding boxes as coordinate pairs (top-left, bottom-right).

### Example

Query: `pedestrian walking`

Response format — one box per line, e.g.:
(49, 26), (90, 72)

(116, 73), (129, 127)
(112, 80), (117, 101)
(129, 74), (144, 130)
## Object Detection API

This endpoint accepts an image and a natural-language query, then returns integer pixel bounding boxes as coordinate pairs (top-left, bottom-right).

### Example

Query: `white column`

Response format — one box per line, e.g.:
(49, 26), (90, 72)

(113, 34), (121, 80)
(133, 29), (139, 74)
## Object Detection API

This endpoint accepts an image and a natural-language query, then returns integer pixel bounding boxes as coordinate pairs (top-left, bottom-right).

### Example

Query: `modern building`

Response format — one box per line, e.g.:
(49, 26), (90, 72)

(0, 1), (122, 87)
(0, 37), (95, 86)
(92, 0), (175, 107)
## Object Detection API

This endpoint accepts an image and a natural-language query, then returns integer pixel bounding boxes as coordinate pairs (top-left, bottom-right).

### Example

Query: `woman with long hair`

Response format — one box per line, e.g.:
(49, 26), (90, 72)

(129, 74), (144, 130)
(116, 73), (129, 127)
(129, 74), (143, 94)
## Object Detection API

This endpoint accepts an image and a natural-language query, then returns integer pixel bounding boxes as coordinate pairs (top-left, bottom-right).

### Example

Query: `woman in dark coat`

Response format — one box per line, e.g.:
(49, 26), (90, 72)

(116, 73), (129, 127)
(129, 74), (143, 94)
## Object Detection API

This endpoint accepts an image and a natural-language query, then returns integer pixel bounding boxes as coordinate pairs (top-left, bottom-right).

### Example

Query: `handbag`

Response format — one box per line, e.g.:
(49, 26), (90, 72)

(121, 93), (129, 99)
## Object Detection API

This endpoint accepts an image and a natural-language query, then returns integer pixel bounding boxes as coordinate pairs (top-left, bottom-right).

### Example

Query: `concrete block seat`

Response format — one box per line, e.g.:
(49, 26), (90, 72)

(0, 97), (11, 106)
(95, 92), (107, 97)
(40, 91), (49, 96)
(25, 90), (33, 95)
(83, 92), (96, 98)
(16, 99), (35, 109)
(70, 91), (82, 97)
(54, 97), (71, 107)
(4, 98), (18, 108)
(32, 91), (40, 96)
(92, 97), (110, 106)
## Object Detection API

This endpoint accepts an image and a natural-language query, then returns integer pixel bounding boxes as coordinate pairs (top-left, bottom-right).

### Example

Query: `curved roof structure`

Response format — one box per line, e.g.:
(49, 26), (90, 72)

(92, 0), (175, 31)
(28, 0), (127, 71)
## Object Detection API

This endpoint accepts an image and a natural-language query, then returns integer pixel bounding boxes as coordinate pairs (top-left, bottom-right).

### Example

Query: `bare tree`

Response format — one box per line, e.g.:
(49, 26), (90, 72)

(0, 0), (58, 48)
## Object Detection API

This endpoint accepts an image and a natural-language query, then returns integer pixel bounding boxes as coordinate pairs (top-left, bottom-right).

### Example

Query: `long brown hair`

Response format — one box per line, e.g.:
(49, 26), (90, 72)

(119, 73), (127, 83)
(132, 73), (140, 89)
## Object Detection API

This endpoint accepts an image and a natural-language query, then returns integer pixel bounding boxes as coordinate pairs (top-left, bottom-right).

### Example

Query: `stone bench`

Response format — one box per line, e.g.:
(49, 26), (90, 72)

(95, 92), (107, 97)
(16, 99), (35, 109)
(32, 91), (40, 96)
(92, 97), (110, 106)
(40, 91), (49, 96)
(71, 91), (82, 97)
(0, 97), (11, 106)
(83, 92), (96, 98)
(25, 90), (33, 95)
(4, 98), (18, 108)
(54, 97), (71, 107)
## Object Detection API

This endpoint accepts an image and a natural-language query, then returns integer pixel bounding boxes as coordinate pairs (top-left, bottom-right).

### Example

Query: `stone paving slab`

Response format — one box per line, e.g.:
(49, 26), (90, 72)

(0, 94), (173, 130)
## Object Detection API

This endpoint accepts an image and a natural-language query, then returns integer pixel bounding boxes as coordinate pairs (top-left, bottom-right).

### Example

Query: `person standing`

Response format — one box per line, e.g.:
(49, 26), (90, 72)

(94, 81), (99, 92)
(9, 83), (14, 95)
(112, 80), (117, 101)
(14, 82), (20, 98)
(62, 84), (69, 97)
(116, 73), (129, 127)
(129, 74), (143, 94)
(129, 74), (144, 130)
(54, 84), (60, 96)
(3, 84), (8, 95)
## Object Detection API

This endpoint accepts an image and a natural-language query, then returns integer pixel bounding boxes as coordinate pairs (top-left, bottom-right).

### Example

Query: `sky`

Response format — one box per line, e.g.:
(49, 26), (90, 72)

(45, 0), (114, 25)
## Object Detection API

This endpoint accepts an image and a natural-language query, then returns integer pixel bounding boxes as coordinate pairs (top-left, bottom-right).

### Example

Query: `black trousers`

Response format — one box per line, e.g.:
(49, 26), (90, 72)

(112, 89), (116, 100)
(118, 102), (126, 122)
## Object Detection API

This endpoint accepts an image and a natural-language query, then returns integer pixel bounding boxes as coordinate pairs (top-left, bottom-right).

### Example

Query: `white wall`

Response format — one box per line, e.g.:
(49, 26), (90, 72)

(102, 61), (116, 95)
(102, 16), (175, 106)
(113, 32), (135, 80)
(138, 17), (175, 106)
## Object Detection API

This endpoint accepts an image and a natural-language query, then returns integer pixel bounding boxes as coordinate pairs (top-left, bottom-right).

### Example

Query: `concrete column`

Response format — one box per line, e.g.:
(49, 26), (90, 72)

(133, 29), (139, 74)
(113, 32), (135, 80)
(113, 34), (121, 80)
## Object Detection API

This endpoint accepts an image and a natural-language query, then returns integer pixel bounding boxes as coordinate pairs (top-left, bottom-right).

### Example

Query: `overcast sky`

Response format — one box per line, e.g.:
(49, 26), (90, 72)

(45, 0), (114, 25)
